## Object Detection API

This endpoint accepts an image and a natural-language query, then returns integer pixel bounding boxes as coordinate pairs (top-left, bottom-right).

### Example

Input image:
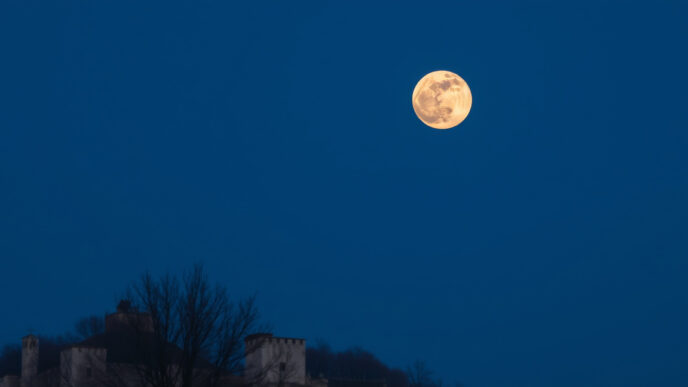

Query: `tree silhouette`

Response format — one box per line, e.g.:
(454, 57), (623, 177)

(123, 263), (264, 387)
(406, 361), (441, 387)
(73, 316), (105, 341)
(306, 341), (408, 387)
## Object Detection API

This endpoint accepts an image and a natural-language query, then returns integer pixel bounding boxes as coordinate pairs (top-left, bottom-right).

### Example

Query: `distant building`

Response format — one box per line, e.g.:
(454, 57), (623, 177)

(0, 302), (324, 387)
(245, 334), (305, 386)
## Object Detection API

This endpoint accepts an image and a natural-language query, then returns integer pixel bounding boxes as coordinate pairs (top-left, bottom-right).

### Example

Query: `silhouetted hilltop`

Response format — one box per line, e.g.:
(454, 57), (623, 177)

(307, 342), (408, 387)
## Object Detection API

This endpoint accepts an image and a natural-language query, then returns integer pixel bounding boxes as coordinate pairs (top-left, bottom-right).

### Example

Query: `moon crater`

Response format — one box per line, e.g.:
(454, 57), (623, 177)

(412, 70), (472, 129)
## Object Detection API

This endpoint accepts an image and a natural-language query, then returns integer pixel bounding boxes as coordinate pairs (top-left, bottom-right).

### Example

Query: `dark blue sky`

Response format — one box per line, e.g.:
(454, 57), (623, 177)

(1, 1), (688, 386)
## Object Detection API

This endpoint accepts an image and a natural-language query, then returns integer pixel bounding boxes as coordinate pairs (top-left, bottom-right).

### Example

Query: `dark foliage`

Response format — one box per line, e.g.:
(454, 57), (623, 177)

(0, 344), (21, 377)
(74, 315), (105, 341)
(306, 341), (408, 387)
(406, 361), (442, 387)
(36, 335), (73, 374)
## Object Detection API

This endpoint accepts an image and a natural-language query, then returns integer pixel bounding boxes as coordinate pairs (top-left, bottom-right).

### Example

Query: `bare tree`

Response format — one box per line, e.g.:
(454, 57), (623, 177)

(128, 271), (182, 387)
(73, 316), (105, 341)
(125, 264), (264, 387)
(406, 361), (441, 387)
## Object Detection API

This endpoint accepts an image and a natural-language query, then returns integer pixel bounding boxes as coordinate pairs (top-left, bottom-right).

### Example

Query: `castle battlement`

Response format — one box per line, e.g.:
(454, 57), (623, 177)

(246, 333), (305, 345)
(245, 333), (306, 385)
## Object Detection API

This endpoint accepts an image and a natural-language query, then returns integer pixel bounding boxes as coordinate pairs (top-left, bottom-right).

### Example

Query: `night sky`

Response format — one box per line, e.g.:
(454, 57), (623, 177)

(1, 2), (688, 386)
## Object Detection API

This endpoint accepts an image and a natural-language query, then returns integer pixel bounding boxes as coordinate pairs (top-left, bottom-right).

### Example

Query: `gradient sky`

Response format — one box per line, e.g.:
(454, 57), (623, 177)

(1, 2), (688, 386)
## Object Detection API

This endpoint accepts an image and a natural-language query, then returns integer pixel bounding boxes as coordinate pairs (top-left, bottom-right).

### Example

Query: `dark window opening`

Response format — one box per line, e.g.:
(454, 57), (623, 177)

(279, 362), (286, 372)
(86, 367), (92, 377)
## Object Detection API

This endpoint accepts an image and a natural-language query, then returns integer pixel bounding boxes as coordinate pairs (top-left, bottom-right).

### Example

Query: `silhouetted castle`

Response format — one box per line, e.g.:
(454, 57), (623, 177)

(0, 302), (325, 387)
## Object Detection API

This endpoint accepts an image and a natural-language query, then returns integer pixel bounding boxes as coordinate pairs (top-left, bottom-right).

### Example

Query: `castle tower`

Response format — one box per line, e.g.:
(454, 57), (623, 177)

(59, 346), (107, 387)
(245, 333), (306, 386)
(20, 335), (38, 387)
(105, 300), (153, 333)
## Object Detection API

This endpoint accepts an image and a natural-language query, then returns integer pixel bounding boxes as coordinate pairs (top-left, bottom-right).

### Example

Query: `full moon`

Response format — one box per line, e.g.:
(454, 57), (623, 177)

(412, 70), (472, 129)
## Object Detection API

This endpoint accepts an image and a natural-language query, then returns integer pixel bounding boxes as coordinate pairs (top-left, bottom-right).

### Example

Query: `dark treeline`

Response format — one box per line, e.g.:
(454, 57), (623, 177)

(306, 341), (407, 387)
(306, 342), (445, 387)
(0, 344), (20, 377)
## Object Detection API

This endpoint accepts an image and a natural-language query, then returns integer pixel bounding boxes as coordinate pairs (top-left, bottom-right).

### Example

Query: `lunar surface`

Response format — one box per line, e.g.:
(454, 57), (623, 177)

(412, 70), (472, 129)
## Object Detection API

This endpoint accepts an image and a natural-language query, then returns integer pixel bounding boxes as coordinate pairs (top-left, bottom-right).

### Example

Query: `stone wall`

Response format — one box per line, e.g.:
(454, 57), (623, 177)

(21, 335), (38, 387)
(59, 347), (106, 387)
(245, 334), (306, 385)
(0, 375), (20, 387)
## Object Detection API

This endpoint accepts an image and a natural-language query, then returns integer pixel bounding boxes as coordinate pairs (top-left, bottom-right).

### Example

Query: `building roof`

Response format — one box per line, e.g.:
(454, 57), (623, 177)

(245, 333), (305, 342)
(79, 331), (183, 365)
